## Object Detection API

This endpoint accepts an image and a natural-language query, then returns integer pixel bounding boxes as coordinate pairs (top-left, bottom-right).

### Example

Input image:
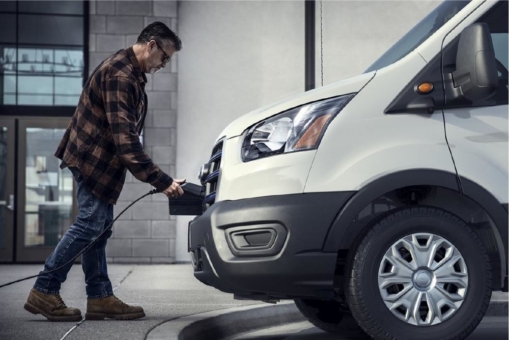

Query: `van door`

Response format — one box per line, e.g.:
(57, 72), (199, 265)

(441, 1), (508, 204)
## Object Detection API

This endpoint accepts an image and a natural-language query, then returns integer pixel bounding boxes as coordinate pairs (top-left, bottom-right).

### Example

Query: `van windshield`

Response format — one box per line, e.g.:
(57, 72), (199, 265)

(365, 0), (471, 72)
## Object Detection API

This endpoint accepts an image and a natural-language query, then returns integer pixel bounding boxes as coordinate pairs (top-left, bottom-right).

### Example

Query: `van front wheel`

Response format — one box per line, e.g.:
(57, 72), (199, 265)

(345, 206), (492, 340)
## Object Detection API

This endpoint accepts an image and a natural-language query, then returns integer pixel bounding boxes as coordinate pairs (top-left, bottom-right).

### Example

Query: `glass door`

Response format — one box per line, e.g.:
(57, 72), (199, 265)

(0, 118), (14, 262)
(16, 118), (76, 262)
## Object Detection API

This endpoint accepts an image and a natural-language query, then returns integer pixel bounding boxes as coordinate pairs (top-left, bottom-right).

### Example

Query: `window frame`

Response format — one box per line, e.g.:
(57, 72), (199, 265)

(0, 1), (89, 116)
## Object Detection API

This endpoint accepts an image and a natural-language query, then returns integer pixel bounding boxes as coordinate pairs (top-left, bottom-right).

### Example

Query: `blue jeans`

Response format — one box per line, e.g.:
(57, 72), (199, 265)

(34, 167), (114, 299)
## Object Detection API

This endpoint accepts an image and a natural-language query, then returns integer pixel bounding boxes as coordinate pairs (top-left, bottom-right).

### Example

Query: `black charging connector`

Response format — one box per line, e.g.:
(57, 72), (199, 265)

(168, 182), (205, 216)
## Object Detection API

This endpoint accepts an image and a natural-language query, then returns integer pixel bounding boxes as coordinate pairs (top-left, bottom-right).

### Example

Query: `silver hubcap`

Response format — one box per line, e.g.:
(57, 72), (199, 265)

(378, 233), (468, 326)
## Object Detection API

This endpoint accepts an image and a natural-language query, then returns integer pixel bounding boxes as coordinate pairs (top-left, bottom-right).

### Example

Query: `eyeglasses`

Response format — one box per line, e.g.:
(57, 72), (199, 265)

(154, 41), (171, 64)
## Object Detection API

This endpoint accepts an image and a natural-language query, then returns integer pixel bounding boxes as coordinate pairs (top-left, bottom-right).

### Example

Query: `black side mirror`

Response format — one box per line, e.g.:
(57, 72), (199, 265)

(453, 23), (498, 102)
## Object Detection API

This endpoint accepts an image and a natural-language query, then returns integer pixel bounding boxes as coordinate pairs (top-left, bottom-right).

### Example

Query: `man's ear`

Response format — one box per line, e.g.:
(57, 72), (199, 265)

(148, 40), (156, 52)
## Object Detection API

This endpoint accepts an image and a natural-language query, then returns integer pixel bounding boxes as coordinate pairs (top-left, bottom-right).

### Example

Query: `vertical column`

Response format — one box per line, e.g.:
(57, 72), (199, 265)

(305, 0), (315, 91)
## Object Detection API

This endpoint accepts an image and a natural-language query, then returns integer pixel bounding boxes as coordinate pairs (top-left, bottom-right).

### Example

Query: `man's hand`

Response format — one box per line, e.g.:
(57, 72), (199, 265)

(163, 179), (186, 198)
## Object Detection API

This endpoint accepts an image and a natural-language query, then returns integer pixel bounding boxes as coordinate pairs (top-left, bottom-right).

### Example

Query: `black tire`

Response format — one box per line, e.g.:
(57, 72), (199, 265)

(294, 298), (365, 336)
(345, 206), (492, 340)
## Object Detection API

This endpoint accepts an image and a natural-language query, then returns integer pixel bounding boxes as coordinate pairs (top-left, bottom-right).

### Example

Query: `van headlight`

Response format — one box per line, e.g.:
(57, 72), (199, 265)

(241, 94), (354, 162)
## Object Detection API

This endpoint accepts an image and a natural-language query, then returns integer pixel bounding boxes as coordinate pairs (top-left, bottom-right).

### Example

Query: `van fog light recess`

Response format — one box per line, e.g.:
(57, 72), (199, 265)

(232, 230), (275, 249)
(225, 224), (288, 257)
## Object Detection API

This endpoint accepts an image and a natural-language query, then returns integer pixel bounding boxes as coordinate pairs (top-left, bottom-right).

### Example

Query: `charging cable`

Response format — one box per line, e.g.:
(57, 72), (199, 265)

(0, 188), (160, 289)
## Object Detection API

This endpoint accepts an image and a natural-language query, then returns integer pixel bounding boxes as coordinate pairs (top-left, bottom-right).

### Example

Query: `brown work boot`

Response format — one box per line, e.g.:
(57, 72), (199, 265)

(24, 288), (82, 322)
(85, 295), (145, 320)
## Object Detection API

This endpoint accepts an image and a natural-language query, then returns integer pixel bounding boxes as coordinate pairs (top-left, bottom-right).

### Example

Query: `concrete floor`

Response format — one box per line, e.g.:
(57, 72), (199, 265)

(1, 264), (507, 340)
(0, 264), (259, 340)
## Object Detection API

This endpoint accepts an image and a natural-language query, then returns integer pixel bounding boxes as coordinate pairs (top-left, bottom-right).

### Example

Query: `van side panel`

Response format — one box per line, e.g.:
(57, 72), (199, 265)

(443, 106), (508, 204)
(304, 52), (457, 193)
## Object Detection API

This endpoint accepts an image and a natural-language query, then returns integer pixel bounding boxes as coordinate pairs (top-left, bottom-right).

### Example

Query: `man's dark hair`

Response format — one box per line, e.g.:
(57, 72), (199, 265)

(137, 21), (182, 51)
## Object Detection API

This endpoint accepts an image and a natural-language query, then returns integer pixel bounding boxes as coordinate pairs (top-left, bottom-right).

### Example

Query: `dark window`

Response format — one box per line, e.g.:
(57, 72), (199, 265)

(0, 1), (16, 12)
(18, 1), (83, 15)
(18, 15), (83, 46)
(0, 15), (16, 43)
(0, 1), (86, 109)
(477, 1), (508, 105)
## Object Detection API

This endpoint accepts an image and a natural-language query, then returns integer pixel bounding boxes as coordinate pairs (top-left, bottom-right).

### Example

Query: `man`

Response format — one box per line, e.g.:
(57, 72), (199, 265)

(23, 22), (184, 321)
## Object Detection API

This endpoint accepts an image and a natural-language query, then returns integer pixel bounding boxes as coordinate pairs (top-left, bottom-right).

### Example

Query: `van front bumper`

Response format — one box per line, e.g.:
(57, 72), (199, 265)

(188, 192), (355, 299)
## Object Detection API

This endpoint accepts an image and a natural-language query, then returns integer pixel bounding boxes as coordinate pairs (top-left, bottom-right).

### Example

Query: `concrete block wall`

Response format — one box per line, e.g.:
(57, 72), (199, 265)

(88, 0), (179, 263)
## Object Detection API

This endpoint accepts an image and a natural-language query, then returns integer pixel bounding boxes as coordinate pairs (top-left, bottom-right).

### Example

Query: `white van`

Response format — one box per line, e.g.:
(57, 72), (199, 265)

(184, 0), (508, 338)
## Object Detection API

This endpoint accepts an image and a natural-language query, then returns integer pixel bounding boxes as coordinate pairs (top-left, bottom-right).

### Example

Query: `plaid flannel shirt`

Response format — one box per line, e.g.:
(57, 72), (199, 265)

(55, 47), (173, 204)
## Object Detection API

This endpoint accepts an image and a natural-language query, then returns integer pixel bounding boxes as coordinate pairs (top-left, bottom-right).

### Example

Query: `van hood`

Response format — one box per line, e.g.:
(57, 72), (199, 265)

(218, 71), (376, 140)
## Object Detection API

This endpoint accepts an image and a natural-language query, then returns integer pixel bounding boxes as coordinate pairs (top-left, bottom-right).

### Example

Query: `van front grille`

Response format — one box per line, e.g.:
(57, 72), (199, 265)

(203, 140), (224, 210)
